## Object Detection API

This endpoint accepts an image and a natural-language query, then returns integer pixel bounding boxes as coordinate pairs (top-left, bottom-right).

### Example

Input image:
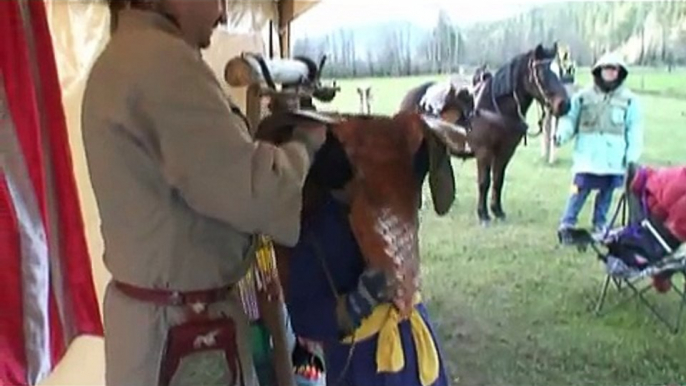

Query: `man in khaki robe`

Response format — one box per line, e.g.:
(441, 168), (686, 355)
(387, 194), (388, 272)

(81, 1), (326, 385)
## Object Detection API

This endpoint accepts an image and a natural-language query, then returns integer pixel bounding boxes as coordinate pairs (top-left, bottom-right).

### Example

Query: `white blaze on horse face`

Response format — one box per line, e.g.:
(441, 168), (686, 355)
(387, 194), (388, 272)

(550, 60), (561, 79)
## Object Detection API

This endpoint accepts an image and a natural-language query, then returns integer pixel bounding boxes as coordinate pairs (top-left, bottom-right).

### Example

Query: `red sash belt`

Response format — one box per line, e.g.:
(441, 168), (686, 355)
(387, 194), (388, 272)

(113, 280), (233, 308)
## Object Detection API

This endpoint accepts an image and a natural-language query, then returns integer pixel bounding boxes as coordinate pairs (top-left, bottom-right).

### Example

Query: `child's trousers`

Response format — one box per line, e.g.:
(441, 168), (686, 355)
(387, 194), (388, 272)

(559, 173), (624, 231)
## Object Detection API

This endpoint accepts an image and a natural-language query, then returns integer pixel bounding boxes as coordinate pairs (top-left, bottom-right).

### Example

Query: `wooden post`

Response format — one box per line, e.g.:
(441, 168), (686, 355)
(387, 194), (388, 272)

(356, 87), (364, 114)
(256, 290), (295, 386)
(546, 114), (556, 165)
(277, 0), (293, 58)
(366, 86), (373, 114)
(356, 85), (372, 114)
(246, 84), (262, 135)
(269, 20), (274, 59)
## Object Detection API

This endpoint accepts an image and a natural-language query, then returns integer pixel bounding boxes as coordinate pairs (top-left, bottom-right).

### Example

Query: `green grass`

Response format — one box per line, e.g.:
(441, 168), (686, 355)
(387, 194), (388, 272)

(319, 71), (686, 385)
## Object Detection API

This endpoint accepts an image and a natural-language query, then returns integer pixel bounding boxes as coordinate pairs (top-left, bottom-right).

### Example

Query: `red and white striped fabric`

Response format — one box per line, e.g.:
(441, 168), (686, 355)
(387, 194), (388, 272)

(0, 1), (103, 385)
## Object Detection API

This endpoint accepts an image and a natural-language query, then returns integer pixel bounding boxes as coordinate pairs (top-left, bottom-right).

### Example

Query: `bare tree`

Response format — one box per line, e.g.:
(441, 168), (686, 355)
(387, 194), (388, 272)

(292, 1), (686, 78)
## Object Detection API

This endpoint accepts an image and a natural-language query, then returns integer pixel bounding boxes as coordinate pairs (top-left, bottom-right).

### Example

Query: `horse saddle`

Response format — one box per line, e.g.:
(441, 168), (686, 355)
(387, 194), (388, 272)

(255, 110), (467, 316)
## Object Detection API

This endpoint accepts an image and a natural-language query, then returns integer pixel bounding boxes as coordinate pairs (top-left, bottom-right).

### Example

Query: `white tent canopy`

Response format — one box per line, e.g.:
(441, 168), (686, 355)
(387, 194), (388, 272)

(37, 1), (319, 384)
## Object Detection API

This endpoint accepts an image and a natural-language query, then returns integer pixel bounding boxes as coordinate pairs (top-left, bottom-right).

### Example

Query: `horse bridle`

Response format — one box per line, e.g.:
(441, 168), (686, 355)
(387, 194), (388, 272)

(485, 56), (556, 127)
(528, 57), (558, 109)
(528, 57), (564, 138)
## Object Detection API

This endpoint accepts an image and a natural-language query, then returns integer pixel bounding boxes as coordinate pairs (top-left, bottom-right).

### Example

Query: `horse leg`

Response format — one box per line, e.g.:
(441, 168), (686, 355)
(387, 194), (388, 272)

(490, 147), (516, 220)
(476, 154), (492, 226)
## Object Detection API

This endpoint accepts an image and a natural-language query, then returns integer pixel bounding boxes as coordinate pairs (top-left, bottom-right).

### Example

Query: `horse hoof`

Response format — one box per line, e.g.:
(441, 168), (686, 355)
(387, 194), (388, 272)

(491, 208), (506, 221)
(479, 218), (491, 227)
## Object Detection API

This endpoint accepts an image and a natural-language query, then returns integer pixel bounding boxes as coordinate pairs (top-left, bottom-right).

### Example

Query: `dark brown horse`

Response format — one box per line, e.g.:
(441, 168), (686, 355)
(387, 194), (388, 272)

(468, 43), (570, 225)
(399, 44), (571, 225)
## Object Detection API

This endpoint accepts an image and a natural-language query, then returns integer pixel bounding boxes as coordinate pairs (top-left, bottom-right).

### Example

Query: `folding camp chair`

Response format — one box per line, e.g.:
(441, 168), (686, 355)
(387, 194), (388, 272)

(592, 247), (686, 333)
(567, 164), (686, 333)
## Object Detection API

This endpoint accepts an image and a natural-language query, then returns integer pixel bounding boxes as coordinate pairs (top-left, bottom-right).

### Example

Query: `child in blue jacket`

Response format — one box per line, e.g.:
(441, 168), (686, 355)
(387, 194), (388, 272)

(555, 52), (643, 239)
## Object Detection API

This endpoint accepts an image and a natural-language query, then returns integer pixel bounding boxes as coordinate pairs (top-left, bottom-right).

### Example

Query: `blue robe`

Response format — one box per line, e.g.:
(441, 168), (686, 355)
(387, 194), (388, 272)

(284, 194), (450, 386)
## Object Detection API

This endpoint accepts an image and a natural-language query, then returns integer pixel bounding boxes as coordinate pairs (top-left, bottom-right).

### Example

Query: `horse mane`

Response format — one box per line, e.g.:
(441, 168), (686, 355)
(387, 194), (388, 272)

(490, 52), (528, 99)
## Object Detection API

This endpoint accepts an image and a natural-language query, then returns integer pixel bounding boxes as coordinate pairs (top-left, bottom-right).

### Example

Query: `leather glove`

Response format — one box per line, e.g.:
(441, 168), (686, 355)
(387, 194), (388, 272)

(335, 268), (393, 337)
(292, 124), (327, 158)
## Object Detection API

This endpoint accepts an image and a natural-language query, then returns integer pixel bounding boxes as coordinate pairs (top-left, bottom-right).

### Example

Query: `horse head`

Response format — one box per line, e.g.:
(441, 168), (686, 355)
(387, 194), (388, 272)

(520, 43), (570, 117)
(254, 111), (467, 315)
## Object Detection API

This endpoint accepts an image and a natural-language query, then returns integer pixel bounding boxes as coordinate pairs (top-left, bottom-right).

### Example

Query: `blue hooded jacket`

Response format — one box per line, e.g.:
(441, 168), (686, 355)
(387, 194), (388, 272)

(555, 52), (643, 176)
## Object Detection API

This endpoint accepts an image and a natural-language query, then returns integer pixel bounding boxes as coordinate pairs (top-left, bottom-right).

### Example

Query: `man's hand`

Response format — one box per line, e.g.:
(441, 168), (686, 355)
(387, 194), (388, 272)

(336, 268), (393, 336)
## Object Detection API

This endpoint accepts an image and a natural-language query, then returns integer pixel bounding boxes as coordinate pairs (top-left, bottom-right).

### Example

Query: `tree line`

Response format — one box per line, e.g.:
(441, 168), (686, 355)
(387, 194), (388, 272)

(292, 1), (686, 78)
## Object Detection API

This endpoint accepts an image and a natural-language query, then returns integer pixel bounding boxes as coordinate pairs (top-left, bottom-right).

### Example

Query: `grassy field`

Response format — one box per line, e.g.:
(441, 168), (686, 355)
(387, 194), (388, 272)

(320, 71), (686, 385)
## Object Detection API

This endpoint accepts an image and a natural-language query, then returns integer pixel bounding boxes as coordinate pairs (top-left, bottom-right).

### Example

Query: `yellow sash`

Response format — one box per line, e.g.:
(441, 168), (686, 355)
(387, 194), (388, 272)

(341, 294), (439, 386)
